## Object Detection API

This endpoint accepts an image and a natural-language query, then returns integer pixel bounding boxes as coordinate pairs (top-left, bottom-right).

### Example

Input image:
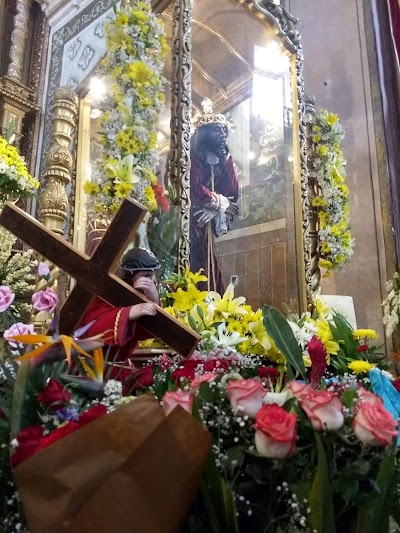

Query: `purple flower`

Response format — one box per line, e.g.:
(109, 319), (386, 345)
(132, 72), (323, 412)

(0, 285), (15, 312)
(54, 405), (80, 422)
(4, 322), (35, 348)
(38, 262), (50, 279)
(32, 288), (59, 313)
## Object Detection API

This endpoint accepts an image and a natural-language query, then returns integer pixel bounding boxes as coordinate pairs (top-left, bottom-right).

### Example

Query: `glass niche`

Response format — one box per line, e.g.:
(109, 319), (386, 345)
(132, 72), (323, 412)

(185, 0), (302, 314)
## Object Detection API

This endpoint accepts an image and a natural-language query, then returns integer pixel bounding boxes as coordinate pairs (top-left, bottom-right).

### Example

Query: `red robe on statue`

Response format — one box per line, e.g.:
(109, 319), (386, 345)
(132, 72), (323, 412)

(81, 297), (151, 361)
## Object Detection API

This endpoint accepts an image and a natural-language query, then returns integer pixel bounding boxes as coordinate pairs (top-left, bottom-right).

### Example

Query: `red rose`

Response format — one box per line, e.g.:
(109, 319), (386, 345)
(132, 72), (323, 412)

(289, 381), (344, 431)
(10, 425), (44, 467)
(258, 367), (279, 383)
(227, 378), (265, 418)
(254, 404), (297, 459)
(38, 379), (71, 407)
(353, 401), (398, 446)
(172, 360), (198, 384)
(135, 366), (154, 388)
(204, 359), (229, 373)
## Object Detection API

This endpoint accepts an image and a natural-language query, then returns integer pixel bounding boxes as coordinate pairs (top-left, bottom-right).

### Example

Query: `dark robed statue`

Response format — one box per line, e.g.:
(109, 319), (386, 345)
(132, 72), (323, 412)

(190, 99), (239, 292)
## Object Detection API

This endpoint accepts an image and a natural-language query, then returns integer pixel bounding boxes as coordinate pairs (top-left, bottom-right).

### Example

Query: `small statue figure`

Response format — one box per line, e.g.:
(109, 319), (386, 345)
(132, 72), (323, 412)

(190, 99), (239, 292)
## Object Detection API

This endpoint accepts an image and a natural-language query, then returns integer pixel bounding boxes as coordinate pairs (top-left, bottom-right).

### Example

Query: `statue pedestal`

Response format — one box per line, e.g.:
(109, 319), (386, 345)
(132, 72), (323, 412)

(317, 295), (357, 329)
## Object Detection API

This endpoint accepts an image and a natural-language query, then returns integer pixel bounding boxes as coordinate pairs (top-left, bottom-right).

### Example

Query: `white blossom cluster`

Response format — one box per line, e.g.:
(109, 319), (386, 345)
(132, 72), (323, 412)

(382, 271), (400, 337)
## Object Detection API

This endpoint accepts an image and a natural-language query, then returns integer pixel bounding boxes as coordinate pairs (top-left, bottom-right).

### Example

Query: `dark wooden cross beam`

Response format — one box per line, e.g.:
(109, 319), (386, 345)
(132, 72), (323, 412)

(0, 198), (200, 358)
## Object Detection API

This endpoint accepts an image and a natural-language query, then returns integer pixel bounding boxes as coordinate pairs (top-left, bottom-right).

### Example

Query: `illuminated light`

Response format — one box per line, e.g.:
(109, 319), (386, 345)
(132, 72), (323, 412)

(288, 155), (294, 163)
(90, 108), (101, 119)
(248, 151), (255, 160)
(157, 131), (165, 142)
(89, 77), (106, 100)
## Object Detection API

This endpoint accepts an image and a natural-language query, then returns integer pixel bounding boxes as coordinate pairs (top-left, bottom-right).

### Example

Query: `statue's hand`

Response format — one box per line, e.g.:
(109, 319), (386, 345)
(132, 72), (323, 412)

(226, 201), (239, 217)
(194, 208), (217, 227)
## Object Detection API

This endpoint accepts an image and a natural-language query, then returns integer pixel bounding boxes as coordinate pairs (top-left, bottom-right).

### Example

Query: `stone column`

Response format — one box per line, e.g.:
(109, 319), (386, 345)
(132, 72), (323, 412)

(7, 0), (33, 82)
(31, 87), (78, 329)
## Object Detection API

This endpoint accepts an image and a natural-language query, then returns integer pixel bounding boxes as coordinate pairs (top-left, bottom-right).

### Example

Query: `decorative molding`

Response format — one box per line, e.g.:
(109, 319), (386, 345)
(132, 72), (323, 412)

(7, 0), (34, 81)
(170, 0), (192, 274)
(304, 93), (321, 303)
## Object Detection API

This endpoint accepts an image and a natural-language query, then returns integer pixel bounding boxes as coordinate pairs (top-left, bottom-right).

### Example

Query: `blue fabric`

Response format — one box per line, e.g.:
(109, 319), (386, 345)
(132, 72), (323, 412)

(369, 368), (400, 445)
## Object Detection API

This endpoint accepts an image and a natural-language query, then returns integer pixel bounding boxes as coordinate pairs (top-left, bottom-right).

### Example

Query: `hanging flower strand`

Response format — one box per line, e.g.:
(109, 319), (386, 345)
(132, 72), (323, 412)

(84, 0), (169, 218)
(310, 110), (354, 275)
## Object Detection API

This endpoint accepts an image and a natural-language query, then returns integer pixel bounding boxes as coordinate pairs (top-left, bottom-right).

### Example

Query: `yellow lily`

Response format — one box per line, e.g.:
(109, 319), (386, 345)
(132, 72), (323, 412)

(207, 283), (248, 319)
(169, 283), (208, 312)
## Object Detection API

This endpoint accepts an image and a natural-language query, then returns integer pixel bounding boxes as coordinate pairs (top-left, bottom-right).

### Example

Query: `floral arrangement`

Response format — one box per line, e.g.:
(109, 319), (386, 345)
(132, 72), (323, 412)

(83, 0), (169, 219)
(383, 270), (400, 338)
(1, 266), (399, 532)
(310, 110), (354, 275)
(0, 136), (39, 203)
(0, 227), (37, 334)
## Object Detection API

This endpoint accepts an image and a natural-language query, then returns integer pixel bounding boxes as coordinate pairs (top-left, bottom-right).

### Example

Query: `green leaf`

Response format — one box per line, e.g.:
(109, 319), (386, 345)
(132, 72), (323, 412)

(309, 433), (336, 533)
(262, 305), (306, 381)
(197, 304), (204, 320)
(340, 389), (358, 408)
(336, 477), (359, 505)
(188, 314), (198, 331)
(355, 443), (396, 533)
(200, 452), (240, 533)
(10, 360), (30, 438)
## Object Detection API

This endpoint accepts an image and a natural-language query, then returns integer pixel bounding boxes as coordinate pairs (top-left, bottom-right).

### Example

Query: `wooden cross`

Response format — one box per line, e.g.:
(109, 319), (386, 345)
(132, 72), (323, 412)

(0, 198), (200, 358)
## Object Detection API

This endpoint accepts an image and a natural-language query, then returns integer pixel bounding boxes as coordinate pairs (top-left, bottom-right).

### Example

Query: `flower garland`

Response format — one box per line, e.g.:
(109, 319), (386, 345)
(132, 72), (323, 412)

(382, 271), (400, 337)
(84, 0), (169, 218)
(310, 110), (354, 275)
(0, 136), (39, 202)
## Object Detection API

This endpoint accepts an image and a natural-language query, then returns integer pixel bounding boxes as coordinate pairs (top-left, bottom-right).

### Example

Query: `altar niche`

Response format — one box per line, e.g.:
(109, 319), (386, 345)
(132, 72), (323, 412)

(72, 0), (311, 316)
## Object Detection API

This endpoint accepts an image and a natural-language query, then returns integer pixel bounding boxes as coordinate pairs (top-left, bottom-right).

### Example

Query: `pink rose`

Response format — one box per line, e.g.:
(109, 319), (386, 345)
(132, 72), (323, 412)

(357, 387), (383, 406)
(32, 287), (59, 312)
(353, 400), (398, 446)
(289, 382), (344, 431)
(0, 285), (15, 312)
(226, 378), (265, 419)
(190, 373), (218, 391)
(4, 322), (35, 348)
(162, 391), (193, 416)
(254, 404), (297, 458)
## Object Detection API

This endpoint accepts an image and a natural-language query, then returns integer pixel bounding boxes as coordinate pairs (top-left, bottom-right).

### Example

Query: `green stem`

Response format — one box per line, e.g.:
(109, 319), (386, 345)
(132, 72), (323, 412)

(10, 360), (30, 439)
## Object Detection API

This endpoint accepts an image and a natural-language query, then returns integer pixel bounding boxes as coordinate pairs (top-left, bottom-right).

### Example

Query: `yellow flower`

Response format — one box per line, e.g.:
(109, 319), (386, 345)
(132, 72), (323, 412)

(353, 329), (378, 340)
(312, 196), (327, 207)
(227, 319), (244, 334)
(348, 360), (375, 374)
(207, 283), (247, 319)
(84, 181), (100, 195)
(315, 299), (331, 318)
(183, 267), (208, 287)
(316, 145), (329, 157)
(169, 283), (208, 312)
(312, 134), (321, 143)
(114, 182), (133, 199)
(326, 112), (339, 126)
(321, 242), (331, 254)
(319, 259), (333, 270)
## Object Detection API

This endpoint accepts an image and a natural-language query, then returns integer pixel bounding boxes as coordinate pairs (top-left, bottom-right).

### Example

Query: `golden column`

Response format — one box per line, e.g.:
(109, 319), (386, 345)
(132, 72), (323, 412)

(31, 87), (78, 329)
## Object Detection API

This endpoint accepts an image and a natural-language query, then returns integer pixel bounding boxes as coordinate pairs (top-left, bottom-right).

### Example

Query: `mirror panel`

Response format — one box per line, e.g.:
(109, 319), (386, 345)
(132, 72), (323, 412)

(188, 0), (301, 313)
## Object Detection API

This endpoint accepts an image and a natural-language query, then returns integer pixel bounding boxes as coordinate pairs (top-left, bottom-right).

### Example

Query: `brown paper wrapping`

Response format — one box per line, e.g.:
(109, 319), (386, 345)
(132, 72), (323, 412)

(14, 395), (211, 533)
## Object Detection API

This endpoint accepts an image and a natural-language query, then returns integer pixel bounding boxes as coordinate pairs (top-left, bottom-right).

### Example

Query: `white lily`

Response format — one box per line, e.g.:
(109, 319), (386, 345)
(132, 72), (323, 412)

(208, 322), (247, 349)
(107, 154), (140, 184)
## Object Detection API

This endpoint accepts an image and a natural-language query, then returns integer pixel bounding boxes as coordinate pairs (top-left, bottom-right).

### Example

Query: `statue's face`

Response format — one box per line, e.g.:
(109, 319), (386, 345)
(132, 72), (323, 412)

(197, 123), (227, 152)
